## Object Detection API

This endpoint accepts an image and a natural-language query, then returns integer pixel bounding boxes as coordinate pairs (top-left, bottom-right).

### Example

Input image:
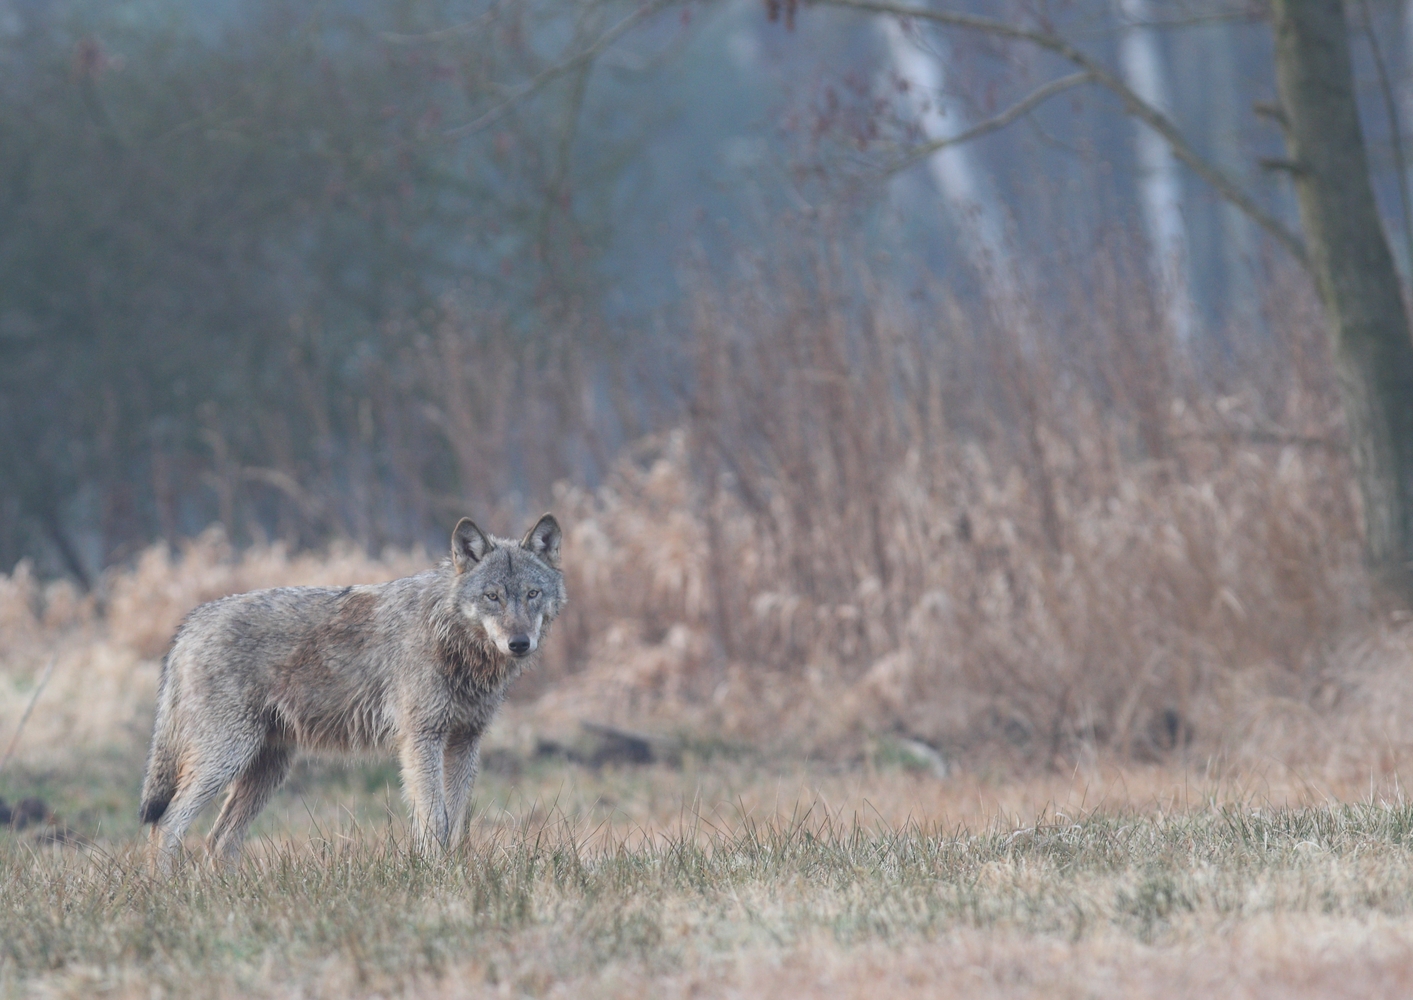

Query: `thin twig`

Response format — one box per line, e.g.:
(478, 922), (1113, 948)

(444, 0), (676, 139)
(886, 71), (1093, 176)
(1170, 430), (1344, 452)
(1074, 8), (1262, 35)
(0, 657), (59, 778)
(811, 0), (1310, 268)
(381, 2), (505, 45)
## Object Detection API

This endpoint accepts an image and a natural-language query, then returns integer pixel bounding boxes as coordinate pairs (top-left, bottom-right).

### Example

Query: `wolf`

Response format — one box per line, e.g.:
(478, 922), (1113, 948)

(138, 514), (565, 867)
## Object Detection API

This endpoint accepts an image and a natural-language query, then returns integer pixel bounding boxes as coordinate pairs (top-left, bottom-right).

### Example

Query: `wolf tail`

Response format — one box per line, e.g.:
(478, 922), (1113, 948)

(139, 653), (182, 825)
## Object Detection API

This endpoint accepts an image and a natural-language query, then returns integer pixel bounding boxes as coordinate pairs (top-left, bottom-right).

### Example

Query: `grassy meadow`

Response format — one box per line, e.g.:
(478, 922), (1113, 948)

(7, 654), (1413, 999)
(8, 744), (1413, 998)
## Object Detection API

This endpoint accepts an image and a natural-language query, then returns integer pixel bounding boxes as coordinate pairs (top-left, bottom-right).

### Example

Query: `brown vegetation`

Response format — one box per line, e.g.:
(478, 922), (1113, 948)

(1, 252), (1408, 786)
(537, 248), (1404, 784)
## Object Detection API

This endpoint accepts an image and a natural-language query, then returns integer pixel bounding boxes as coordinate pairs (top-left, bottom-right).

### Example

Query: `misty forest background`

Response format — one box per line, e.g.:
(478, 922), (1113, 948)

(6, 0), (1413, 763)
(0, 0), (1354, 572)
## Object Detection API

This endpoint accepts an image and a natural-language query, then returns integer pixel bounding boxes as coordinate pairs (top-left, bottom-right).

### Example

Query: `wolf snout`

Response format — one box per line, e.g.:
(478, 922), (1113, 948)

(508, 634), (532, 656)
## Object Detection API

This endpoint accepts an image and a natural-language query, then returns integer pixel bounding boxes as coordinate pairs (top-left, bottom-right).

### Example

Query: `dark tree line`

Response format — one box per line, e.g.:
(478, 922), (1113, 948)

(0, 0), (643, 578)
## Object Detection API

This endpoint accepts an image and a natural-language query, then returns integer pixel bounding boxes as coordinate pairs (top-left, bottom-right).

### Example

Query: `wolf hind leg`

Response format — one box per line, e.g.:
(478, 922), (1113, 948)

(149, 723), (267, 873)
(207, 740), (292, 865)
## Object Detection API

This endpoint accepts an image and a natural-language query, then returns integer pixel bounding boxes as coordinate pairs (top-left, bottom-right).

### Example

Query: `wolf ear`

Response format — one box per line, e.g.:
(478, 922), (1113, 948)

(451, 518), (493, 574)
(521, 513), (561, 567)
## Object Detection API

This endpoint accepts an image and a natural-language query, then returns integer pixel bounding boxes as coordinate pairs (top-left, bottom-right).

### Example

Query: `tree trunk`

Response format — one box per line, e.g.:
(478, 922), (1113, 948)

(879, 21), (1026, 338)
(1189, 21), (1261, 336)
(1115, 0), (1196, 346)
(1270, 0), (1413, 586)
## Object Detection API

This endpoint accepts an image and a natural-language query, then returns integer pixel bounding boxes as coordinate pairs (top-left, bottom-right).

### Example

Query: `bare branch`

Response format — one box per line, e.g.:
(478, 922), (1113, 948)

(0, 657), (57, 778)
(1259, 157), (1306, 175)
(1075, 8), (1262, 34)
(811, 0), (1310, 267)
(886, 71), (1093, 176)
(1252, 100), (1289, 131)
(1120, 11), (1259, 28)
(381, 3), (505, 45)
(241, 467), (325, 520)
(444, 0), (676, 140)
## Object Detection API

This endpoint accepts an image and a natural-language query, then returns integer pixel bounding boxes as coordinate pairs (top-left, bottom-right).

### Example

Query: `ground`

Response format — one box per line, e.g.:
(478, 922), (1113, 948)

(4, 710), (1413, 999)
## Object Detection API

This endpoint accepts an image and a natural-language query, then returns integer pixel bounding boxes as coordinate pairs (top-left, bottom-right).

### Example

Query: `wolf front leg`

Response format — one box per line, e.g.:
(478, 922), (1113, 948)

(443, 731), (482, 846)
(399, 729), (451, 850)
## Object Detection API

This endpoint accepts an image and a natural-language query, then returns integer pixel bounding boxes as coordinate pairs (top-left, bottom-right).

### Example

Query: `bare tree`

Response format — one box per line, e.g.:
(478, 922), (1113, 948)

(1269, 0), (1413, 585)
(811, 0), (1413, 589)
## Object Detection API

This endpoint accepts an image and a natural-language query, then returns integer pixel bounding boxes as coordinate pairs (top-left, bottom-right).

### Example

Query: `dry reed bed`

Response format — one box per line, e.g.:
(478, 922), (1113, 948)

(535, 261), (1406, 781)
(0, 417), (1400, 782)
(0, 258), (1408, 783)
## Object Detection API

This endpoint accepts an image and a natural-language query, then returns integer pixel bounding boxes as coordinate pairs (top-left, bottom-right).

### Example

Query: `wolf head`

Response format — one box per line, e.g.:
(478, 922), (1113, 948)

(449, 514), (566, 658)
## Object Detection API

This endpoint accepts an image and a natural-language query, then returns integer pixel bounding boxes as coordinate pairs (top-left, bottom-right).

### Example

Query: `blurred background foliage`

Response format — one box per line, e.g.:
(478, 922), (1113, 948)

(0, 0), (679, 574)
(10, 0), (1413, 763)
(0, 0), (1407, 582)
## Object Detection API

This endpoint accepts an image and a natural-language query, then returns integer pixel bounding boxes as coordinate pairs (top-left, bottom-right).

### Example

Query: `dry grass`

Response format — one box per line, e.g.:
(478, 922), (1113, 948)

(10, 789), (1413, 998)
(0, 533), (428, 762)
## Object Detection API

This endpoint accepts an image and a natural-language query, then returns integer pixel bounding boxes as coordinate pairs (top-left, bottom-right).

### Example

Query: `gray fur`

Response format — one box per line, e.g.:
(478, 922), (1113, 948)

(139, 514), (565, 867)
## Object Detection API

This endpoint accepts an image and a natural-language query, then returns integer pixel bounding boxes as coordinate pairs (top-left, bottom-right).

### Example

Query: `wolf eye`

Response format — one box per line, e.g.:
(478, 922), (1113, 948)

(484, 592), (500, 602)
(526, 589), (540, 599)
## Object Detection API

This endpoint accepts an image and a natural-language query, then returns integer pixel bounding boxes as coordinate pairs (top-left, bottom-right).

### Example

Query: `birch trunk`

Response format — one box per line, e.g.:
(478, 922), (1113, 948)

(1198, 22), (1259, 333)
(880, 21), (1027, 337)
(1115, 0), (1195, 346)
(1271, 0), (1413, 584)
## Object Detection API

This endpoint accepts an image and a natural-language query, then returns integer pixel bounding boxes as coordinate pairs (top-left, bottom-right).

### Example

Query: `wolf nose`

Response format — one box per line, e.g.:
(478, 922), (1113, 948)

(508, 634), (531, 656)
